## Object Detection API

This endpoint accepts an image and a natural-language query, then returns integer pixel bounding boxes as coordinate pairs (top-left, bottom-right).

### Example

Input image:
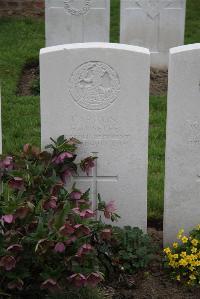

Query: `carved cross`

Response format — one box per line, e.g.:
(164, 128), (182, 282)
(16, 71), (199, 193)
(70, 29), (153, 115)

(73, 152), (118, 210)
(136, 0), (173, 19)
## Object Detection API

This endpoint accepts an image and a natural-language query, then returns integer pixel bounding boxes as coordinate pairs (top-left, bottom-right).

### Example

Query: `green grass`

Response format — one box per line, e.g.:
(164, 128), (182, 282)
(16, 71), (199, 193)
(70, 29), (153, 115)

(0, 0), (200, 220)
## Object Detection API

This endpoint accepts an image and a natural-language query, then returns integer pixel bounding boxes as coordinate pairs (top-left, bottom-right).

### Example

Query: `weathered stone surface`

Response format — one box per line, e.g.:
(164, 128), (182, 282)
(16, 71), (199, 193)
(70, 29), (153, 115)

(120, 0), (186, 68)
(40, 43), (150, 230)
(164, 44), (200, 244)
(45, 0), (110, 46)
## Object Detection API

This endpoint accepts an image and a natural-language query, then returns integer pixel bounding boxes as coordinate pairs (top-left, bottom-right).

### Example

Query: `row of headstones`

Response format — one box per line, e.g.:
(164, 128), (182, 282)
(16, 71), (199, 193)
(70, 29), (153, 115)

(46, 0), (186, 68)
(40, 41), (200, 245)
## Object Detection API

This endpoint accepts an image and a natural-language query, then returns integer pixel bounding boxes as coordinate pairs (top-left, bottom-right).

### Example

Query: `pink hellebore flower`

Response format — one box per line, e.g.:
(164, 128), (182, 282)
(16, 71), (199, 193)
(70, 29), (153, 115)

(76, 244), (93, 257)
(43, 196), (57, 210)
(7, 244), (23, 253)
(100, 228), (112, 240)
(72, 208), (95, 219)
(35, 239), (53, 254)
(2, 214), (14, 224)
(87, 272), (103, 287)
(60, 169), (73, 184)
(8, 279), (24, 290)
(59, 223), (75, 236)
(53, 152), (74, 164)
(74, 224), (91, 237)
(0, 255), (16, 271)
(54, 242), (65, 253)
(41, 279), (60, 293)
(8, 177), (24, 191)
(68, 273), (86, 288)
(81, 209), (95, 219)
(70, 191), (82, 200)
(81, 157), (95, 176)
(104, 200), (117, 219)
(65, 236), (77, 246)
(0, 156), (13, 171)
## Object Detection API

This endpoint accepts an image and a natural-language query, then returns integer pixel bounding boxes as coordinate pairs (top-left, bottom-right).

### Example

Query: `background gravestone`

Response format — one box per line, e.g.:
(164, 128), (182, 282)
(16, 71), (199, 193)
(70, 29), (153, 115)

(164, 44), (200, 244)
(45, 0), (110, 46)
(40, 43), (150, 230)
(120, 0), (186, 68)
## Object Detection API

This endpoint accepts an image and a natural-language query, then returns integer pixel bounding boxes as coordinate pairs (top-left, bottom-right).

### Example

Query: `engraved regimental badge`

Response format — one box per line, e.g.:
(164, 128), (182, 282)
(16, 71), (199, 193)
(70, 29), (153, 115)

(69, 61), (120, 110)
(65, 0), (91, 16)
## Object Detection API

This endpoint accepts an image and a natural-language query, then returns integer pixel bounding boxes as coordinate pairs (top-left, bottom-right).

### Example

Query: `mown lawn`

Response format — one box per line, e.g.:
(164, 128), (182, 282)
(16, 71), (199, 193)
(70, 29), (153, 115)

(0, 0), (200, 220)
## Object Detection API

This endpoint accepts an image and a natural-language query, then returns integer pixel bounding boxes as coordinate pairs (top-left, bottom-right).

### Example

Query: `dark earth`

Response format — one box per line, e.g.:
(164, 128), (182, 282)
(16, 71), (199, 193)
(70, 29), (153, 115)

(17, 62), (198, 298)
(17, 61), (168, 97)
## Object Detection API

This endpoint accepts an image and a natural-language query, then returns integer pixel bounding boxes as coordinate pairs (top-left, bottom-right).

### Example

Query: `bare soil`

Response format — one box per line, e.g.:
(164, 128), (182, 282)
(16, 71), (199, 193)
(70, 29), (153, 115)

(150, 68), (168, 96)
(17, 62), (168, 97)
(17, 60), (39, 96)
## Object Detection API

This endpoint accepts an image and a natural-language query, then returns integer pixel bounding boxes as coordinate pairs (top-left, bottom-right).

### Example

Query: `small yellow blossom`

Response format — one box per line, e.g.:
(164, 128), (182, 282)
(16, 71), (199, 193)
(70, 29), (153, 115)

(191, 239), (198, 247)
(191, 247), (197, 254)
(176, 275), (181, 281)
(178, 229), (184, 235)
(180, 251), (187, 258)
(189, 266), (195, 271)
(196, 224), (200, 230)
(173, 242), (178, 249)
(196, 261), (200, 266)
(182, 236), (188, 244)
(164, 247), (171, 254)
(177, 229), (184, 239)
(173, 254), (179, 259)
(179, 259), (188, 266)
(189, 274), (196, 280)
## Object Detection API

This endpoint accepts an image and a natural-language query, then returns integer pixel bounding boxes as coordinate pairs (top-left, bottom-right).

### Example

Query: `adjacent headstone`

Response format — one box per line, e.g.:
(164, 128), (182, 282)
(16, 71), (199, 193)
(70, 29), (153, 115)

(45, 0), (110, 46)
(120, 0), (186, 68)
(164, 44), (200, 245)
(40, 43), (150, 230)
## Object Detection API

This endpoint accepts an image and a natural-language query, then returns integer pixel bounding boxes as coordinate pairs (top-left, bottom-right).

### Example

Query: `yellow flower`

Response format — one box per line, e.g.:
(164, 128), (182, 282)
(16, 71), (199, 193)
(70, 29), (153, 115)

(182, 236), (188, 244)
(173, 242), (178, 249)
(176, 275), (181, 281)
(196, 224), (200, 230)
(164, 247), (171, 255)
(196, 261), (200, 266)
(179, 259), (188, 266)
(173, 254), (179, 259)
(191, 239), (198, 247)
(180, 251), (187, 258)
(189, 274), (196, 280)
(191, 247), (197, 254)
(189, 266), (195, 271)
(178, 229), (184, 235)
(177, 229), (184, 239)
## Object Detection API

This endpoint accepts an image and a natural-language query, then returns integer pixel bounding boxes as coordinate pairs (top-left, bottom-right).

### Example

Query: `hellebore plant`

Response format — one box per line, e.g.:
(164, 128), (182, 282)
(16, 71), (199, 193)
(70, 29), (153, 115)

(0, 135), (120, 297)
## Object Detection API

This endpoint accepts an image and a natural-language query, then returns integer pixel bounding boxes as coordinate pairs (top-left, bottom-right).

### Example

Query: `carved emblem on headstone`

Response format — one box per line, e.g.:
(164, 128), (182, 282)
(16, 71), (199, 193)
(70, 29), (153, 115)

(69, 61), (120, 110)
(136, 0), (172, 19)
(64, 0), (91, 16)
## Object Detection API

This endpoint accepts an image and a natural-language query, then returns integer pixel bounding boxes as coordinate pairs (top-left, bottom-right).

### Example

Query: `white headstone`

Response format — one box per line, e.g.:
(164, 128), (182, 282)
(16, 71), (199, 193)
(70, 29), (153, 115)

(120, 0), (186, 68)
(40, 43), (150, 230)
(45, 0), (110, 46)
(164, 44), (200, 245)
